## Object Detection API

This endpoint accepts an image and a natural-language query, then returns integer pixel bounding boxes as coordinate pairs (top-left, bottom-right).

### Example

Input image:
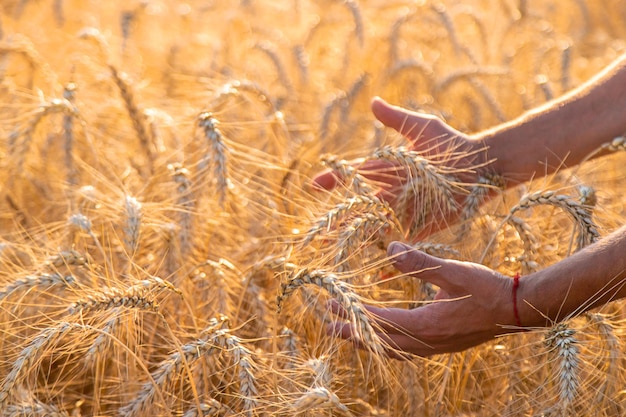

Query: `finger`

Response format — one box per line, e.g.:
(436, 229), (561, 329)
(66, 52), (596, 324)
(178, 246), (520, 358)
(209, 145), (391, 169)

(371, 97), (440, 146)
(311, 168), (340, 190)
(387, 242), (448, 284)
(326, 321), (416, 360)
(330, 299), (424, 337)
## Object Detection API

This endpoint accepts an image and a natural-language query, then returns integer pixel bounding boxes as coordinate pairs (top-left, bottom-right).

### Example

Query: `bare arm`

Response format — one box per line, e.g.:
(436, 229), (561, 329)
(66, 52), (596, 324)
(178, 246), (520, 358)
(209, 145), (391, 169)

(331, 226), (626, 356)
(520, 225), (626, 326)
(480, 54), (626, 185)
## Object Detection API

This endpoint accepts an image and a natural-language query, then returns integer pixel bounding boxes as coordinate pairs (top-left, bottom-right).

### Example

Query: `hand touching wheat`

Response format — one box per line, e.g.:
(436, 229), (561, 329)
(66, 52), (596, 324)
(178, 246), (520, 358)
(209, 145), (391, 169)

(314, 97), (488, 238)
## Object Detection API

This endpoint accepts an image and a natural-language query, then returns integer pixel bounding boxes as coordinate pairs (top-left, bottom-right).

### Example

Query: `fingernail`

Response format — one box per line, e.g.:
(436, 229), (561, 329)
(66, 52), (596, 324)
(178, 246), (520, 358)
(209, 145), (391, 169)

(388, 241), (409, 262)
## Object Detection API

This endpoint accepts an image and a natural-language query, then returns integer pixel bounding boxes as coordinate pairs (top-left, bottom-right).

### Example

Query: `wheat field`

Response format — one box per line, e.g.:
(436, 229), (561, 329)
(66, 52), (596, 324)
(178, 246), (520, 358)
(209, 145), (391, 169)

(0, 0), (625, 416)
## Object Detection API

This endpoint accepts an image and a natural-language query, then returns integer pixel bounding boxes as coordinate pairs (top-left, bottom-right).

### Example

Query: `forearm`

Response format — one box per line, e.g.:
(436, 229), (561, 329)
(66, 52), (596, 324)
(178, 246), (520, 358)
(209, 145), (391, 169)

(477, 54), (626, 185)
(519, 226), (626, 327)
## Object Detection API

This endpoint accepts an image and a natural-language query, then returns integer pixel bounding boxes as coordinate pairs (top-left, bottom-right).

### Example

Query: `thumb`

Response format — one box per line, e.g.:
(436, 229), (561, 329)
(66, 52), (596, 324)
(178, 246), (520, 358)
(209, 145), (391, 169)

(371, 97), (432, 142)
(387, 241), (450, 288)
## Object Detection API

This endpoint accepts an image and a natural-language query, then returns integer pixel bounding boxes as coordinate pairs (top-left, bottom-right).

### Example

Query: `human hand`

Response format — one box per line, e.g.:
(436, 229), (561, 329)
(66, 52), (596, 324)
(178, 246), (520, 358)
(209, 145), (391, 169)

(313, 97), (489, 237)
(329, 241), (517, 356)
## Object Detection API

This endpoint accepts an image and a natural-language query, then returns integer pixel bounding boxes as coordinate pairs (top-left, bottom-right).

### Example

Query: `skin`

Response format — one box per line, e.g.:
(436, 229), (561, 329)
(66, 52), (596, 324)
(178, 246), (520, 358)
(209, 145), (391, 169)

(316, 54), (626, 356)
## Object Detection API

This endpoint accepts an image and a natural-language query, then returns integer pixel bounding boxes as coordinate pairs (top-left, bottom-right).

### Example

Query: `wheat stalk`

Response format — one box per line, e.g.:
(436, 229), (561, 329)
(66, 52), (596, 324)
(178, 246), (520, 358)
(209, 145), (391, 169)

(198, 112), (230, 208)
(508, 215), (540, 273)
(512, 190), (600, 249)
(3, 399), (69, 417)
(11, 98), (77, 175)
(0, 322), (86, 409)
(109, 65), (155, 175)
(123, 195), (142, 256)
(253, 42), (294, 97)
(0, 273), (76, 302)
(277, 269), (386, 356)
(600, 136), (626, 153)
(544, 323), (580, 414)
(182, 399), (234, 417)
(291, 386), (352, 415)
(303, 195), (397, 245)
(62, 82), (78, 186)
(586, 313), (620, 403)
(120, 320), (256, 417)
(459, 172), (505, 237)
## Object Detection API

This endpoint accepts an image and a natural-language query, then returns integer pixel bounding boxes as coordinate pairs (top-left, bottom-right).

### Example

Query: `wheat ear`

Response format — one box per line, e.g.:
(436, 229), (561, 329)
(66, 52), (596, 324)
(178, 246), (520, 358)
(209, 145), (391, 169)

(169, 163), (195, 258)
(0, 323), (86, 409)
(198, 112), (230, 208)
(459, 173), (505, 236)
(62, 82), (78, 186)
(600, 136), (626, 153)
(321, 154), (373, 196)
(4, 399), (69, 417)
(67, 276), (181, 315)
(291, 386), (352, 415)
(343, 0), (364, 47)
(511, 191), (600, 249)
(123, 195), (142, 256)
(586, 313), (620, 402)
(0, 34), (56, 88)
(334, 213), (399, 271)
(253, 42), (294, 97)
(372, 146), (462, 225)
(277, 269), (386, 356)
(12, 98), (76, 175)
(182, 399), (235, 417)
(0, 273), (75, 302)
(109, 65), (155, 175)
(120, 321), (257, 417)
(303, 195), (398, 245)
(544, 323), (579, 413)
(46, 250), (88, 268)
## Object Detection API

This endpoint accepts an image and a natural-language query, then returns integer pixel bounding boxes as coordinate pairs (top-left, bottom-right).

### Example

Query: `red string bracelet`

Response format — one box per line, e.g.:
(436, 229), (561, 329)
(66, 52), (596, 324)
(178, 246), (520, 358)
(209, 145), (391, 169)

(512, 273), (522, 327)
